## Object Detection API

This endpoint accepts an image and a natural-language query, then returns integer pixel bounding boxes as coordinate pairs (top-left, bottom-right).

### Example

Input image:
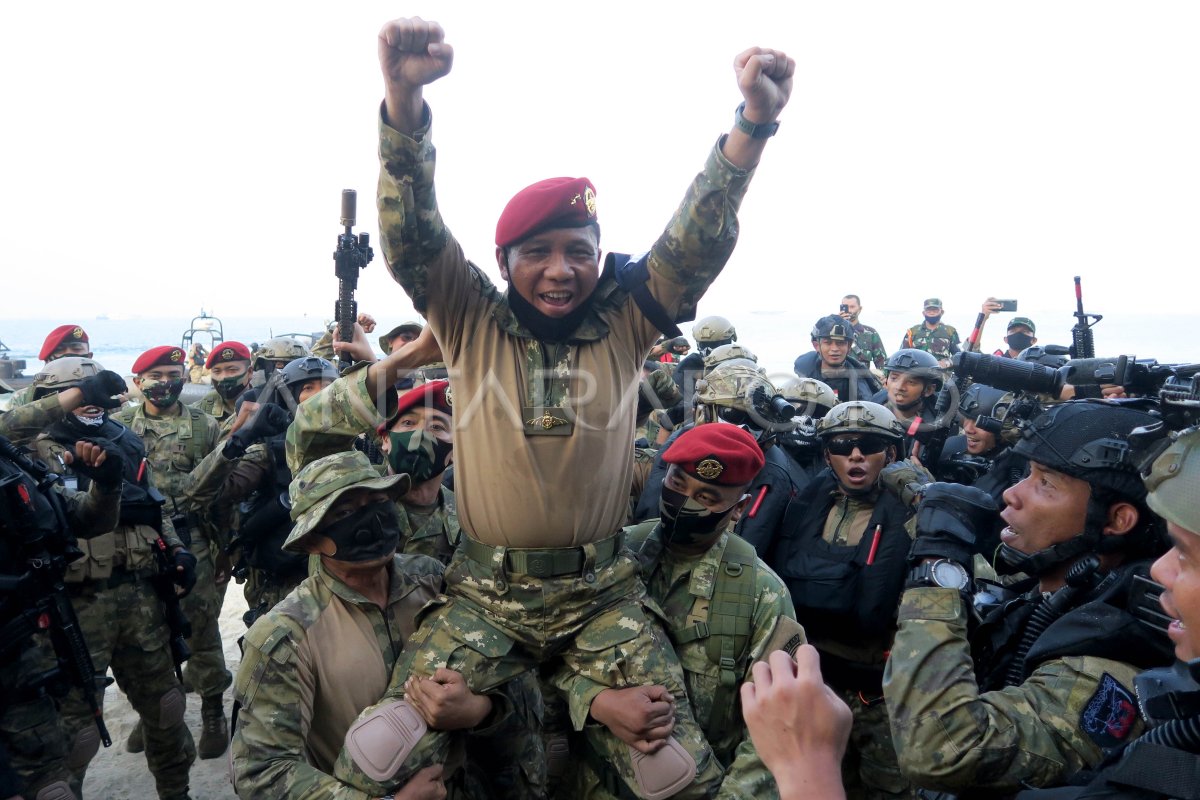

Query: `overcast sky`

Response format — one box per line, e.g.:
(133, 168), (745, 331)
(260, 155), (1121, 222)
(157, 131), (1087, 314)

(2, 2), (1196, 338)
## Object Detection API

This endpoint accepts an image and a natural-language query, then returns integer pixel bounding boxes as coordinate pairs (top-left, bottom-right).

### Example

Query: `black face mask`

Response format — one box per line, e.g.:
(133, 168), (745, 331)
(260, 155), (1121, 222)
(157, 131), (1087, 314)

(319, 500), (402, 563)
(1006, 332), (1034, 353)
(924, 313), (943, 325)
(506, 284), (595, 343)
(214, 374), (249, 402)
(658, 485), (737, 550)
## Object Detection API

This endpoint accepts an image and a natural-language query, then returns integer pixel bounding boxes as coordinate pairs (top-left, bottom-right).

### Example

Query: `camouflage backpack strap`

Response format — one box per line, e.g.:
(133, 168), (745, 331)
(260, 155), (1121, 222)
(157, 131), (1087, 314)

(672, 533), (758, 741)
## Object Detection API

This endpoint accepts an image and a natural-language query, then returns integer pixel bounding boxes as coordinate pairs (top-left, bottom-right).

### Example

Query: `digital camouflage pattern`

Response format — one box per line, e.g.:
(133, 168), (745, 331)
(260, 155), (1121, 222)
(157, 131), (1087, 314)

(114, 400), (233, 701)
(332, 543), (724, 798)
(900, 322), (961, 360)
(556, 525), (800, 800)
(851, 322), (888, 370)
(883, 587), (1145, 794)
(191, 388), (237, 422)
(285, 364), (389, 475)
(397, 488), (461, 566)
(232, 554), (443, 799)
(0, 646), (72, 797)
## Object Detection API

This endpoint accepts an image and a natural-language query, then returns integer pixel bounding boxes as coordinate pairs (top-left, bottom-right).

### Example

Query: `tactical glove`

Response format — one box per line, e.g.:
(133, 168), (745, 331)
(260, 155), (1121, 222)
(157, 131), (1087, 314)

(172, 548), (198, 596)
(880, 459), (935, 509)
(224, 404), (292, 459)
(910, 482), (998, 566)
(70, 438), (126, 491)
(78, 370), (128, 409)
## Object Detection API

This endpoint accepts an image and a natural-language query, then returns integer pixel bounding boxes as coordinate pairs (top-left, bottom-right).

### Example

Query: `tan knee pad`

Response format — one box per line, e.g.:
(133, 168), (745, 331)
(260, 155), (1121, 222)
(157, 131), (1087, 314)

(159, 686), (186, 727)
(65, 724), (100, 771)
(34, 780), (75, 800)
(342, 699), (428, 783)
(629, 738), (697, 800)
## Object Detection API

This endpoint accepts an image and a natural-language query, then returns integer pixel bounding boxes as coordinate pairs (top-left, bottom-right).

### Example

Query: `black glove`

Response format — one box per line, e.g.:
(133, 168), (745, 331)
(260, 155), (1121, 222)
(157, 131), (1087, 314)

(224, 404), (292, 459)
(910, 482), (998, 566)
(69, 438), (126, 490)
(77, 370), (128, 409)
(171, 548), (198, 595)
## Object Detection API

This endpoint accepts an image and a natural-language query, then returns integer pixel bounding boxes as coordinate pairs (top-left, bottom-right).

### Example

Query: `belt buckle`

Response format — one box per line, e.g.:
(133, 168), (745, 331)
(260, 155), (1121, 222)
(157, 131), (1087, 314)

(526, 554), (550, 577)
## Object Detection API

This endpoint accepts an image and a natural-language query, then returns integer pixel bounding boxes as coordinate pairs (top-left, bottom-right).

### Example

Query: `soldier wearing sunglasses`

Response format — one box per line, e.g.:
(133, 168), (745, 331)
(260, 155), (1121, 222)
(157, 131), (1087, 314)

(767, 401), (916, 798)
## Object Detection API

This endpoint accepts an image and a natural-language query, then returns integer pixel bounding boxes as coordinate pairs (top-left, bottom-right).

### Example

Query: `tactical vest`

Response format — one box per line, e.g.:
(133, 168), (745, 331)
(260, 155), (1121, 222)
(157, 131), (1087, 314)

(117, 403), (212, 500)
(629, 521), (758, 747)
(236, 435), (306, 580)
(769, 471), (912, 646)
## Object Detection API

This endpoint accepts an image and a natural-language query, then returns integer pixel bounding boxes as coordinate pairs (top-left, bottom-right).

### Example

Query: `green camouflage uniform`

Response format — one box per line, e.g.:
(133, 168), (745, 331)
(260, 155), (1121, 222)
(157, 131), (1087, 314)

(900, 322), (960, 361)
(2, 383), (35, 411)
(883, 587), (1146, 795)
(114, 401), (232, 700)
(329, 107), (752, 798)
(556, 524), (803, 800)
(0, 391), (63, 445)
(32, 434), (196, 799)
(231, 554), (444, 799)
(851, 322), (888, 371)
(191, 389), (236, 422)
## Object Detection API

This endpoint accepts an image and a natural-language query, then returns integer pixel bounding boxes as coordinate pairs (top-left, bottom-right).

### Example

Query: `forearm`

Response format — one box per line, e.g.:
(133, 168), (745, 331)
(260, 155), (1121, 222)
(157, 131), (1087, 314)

(181, 442), (240, 511)
(0, 393), (67, 445)
(364, 342), (437, 400)
(232, 740), (374, 800)
(69, 483), (121, 537)
(714, 734), (783, 800)
(285, 367), (393, 474)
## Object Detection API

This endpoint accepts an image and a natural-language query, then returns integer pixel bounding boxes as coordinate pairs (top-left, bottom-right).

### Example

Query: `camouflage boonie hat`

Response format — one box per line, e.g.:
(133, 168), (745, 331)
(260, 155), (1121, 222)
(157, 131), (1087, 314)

(379, 321), (425, 354)
(284, 451), (411, 551)
(1145, 427), (1200, 534)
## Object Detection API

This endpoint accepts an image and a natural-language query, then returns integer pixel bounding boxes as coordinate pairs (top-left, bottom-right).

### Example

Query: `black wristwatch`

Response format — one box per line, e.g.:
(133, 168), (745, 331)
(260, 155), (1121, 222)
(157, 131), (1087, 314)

(906, 558), (971, 591)
(734, 102), (780, 139)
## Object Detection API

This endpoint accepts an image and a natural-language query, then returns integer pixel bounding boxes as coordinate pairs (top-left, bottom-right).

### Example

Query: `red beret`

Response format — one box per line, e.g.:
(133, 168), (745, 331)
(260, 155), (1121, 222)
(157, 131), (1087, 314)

(39, 324), (89, 360)
(132, 346), (187, 374)
(379, 380), (453, 435)
(495, 177), (598, 248)
(205, 341), (252, 368)
(663, 424), (764, 487)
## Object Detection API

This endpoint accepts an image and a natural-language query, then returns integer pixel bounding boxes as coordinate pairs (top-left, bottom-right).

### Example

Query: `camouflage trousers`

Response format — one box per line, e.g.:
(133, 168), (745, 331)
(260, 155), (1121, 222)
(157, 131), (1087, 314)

(180, 537), (232, 698)
(333, 535), (723, 798)
(61, 577), (196, 799)
(0, 642), (71, 797)
(840, 689), (913, 800)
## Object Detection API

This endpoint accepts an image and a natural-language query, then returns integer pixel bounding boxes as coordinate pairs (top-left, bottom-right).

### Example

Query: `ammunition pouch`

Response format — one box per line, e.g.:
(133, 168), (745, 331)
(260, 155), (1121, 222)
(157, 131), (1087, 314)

(63, 533), (115, 584)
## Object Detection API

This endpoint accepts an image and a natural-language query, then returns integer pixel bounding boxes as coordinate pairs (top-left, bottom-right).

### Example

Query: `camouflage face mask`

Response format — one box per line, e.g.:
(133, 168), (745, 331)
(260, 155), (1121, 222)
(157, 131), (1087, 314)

(140, 377), (185, 408)
(214, 373), (249, 401)
(387, 430), (453, 484)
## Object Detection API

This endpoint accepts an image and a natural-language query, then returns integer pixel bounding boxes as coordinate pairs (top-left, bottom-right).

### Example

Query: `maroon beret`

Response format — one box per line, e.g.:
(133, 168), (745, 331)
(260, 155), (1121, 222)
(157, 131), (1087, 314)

(379, 379), (453, 435)
(39, 324), (89, 360)
(662, 424), (765, 486)
(132, 346), (187, 374)
(495, 177), (598, 248)
(205, 341), (252, 368)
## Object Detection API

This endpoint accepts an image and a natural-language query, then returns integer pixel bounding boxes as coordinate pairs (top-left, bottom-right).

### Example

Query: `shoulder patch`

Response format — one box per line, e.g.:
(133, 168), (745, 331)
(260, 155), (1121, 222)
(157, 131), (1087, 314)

(1081, 672), (1138, 748)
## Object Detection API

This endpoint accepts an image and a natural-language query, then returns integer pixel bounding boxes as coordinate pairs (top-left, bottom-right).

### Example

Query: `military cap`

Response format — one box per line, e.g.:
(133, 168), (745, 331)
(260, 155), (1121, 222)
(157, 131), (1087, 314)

(1146, 427), (1200, 534)
(378, 321), (425, 354)
(810, 315), (855, 342)
(131, 345), (187, 374)
(39, 324), (89, 360)
(205, 341), (252, 368)
(1007, 316), (1037, 334)
(285, 451), (411, 551)
(923, 298), (943, 310)
(662, 424), (764, 487)
(495, 177), (598, 248)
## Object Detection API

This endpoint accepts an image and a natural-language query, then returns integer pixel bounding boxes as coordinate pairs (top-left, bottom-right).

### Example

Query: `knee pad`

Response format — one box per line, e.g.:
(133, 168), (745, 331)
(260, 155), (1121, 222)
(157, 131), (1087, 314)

(65, 724), (100, 771)
(34, 780), (75, 800)
(629, 738), (696, 800)
(342, 699), (428, 783)
(158, 686), (187, 727)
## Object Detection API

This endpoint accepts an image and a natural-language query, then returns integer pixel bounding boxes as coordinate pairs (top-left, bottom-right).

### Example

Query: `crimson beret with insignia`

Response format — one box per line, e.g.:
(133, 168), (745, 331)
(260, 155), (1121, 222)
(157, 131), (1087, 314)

(662, 424), (764, 486)
(495, 177), (598, 248)
(205, 341), (252, 368)
(132, 345), (187, 374)
(39, 324), (89, 360)
(379, 379), (453, 435)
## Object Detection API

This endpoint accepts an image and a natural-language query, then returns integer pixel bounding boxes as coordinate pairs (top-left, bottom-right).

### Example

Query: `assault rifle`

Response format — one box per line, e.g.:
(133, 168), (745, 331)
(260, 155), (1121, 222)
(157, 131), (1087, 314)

(333, 189), (375, 372)
(152, 535), (192, 683)
(1070, 275), (1102, 359)
(0, 436), (111, 747)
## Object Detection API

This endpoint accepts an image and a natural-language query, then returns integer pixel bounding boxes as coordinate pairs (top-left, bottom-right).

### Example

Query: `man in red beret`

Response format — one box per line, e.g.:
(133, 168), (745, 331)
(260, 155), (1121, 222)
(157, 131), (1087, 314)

(6, 324), (95, 409)
(557, 423), (806, 797)
(191, 341), (253, 422)
(116, 346), (233, 760)
(333, 17), (794, 798)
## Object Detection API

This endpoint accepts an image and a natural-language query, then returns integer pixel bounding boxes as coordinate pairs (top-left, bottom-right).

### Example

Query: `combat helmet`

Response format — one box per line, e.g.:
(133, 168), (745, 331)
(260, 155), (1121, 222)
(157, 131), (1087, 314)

(691, 315), (737, 354)
(703, 343), (759, 371)
(816, 401), (905, 442)
(1146, 426), (1200, 535)
(254, 337), (310, 372)
(281, 357), (339, 402)
(778, 377), (839, 419)
(883, 349), (945, 390)
(694, 362), (793, 434)
(958, 383), (1018, 442)
(810, 315), (855, 343)
(32, 356), (103, 399)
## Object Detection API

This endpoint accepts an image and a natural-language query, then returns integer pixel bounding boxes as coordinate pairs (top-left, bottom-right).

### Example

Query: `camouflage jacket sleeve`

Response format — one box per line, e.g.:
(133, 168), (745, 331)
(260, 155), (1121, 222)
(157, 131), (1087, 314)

(285, 365), (396, 475)
(216, 444), (271, 518)
(311, 326), (336, 361)
(231, 617), (374, 800)
(0, 394), (66, 446)
(883, 587), (1144, 793)
(181, 440), (238, 513)
(60, 480), (121, 539)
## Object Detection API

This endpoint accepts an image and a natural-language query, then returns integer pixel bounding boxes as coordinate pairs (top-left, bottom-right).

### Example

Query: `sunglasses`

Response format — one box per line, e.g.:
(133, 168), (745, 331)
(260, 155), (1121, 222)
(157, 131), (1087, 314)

(825, 437), (890, 457)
